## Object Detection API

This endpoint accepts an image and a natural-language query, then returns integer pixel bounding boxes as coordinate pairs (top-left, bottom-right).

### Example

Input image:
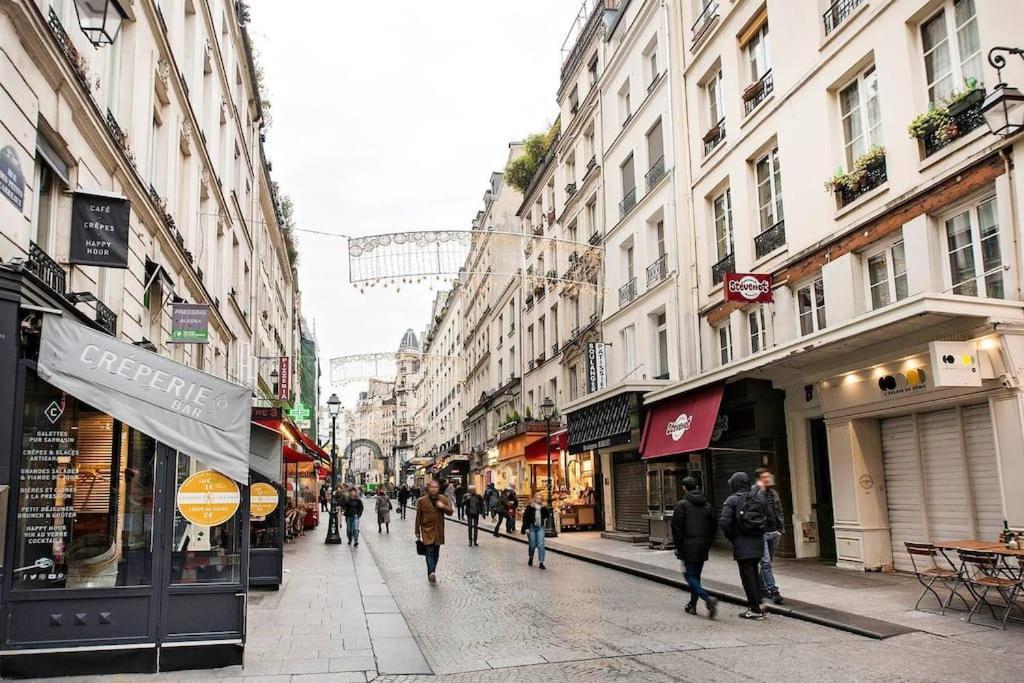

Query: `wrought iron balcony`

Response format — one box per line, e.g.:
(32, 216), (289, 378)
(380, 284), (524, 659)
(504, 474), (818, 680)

(922, 97), (986, 158)
(646, 254), (668, 287)
(28, 242), (66, 295)
(691, 1), (719, 40)
(703, 118), (725, 156)
(742, 70), (774, 116)
(537, 351), (546, 363)
(528, 359), (536, 371)
(618, 188), (637, 219)
(570, 325), (580, 339)
(565, 182), (578, 198)
(753, 220), (786, 259)
(645, 156), (666, 191)
(823, 0), (865, 35)
(711, 252), (735, 286)
(836, 159), (887, 208)
(589, 230), (602, 245)
(552, 342), (560, 356)
(618, 277), (638, 307)
(587, 155), (597, 173)
(536, 286), (547, 301)
(95, 301), (117, 336)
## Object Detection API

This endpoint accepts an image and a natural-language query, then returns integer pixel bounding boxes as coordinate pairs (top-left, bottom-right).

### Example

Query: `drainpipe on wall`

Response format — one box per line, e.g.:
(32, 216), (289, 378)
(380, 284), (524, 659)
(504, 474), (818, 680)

(1001, 147), (1022, 301)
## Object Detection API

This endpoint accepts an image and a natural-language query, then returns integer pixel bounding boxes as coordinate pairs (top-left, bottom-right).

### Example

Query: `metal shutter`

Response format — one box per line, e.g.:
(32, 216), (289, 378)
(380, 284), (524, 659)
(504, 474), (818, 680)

(963, 404), (1002, 541)
(613, 458), (647, 533)
(881, 415), (923, 573)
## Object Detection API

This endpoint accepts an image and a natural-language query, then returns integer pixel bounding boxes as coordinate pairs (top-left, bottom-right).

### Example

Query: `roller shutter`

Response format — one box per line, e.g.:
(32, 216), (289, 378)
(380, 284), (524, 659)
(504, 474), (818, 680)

(613, 457), (647, 533)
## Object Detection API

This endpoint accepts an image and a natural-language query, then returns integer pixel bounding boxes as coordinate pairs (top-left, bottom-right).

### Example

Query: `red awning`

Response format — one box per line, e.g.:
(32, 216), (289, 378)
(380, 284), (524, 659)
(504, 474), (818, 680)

(284, 443), (313, 464)
(297, 430), (329, 460)
(525, 429), (567, 464)
(640, 383), (724, 460)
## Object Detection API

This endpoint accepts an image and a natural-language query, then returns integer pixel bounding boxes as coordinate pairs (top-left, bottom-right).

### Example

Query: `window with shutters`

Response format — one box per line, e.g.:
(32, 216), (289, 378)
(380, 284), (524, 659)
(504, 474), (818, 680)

(13, 370), (155, 590)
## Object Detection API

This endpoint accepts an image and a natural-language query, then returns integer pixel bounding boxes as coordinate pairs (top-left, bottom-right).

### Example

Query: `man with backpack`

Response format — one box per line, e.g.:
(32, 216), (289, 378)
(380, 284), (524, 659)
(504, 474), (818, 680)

(754, 468), (785, 605)
(719, 471), (767, 619)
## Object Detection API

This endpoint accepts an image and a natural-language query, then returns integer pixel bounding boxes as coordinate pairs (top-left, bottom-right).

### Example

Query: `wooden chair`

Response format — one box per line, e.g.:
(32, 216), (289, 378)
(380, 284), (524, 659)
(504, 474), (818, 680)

(959, 550), (1024, 629)
(905, 542), (970, 614)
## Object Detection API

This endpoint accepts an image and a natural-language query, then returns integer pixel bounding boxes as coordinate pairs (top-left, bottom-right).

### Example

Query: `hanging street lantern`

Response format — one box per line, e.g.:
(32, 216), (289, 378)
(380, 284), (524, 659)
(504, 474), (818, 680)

(73, 0), (126, 47)
(982, 47), (1024, 139)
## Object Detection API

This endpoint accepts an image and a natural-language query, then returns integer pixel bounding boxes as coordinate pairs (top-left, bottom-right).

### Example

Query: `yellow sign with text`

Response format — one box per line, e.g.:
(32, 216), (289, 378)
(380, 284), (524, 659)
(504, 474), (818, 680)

(250, 482), (279, 517)
(177, 470), (240, 526)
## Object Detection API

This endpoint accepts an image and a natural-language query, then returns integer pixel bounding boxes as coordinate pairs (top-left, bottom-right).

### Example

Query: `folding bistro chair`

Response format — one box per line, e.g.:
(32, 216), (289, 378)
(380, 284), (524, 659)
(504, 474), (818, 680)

(959, 550), (1024, 629)
(905, 542), (970, 614)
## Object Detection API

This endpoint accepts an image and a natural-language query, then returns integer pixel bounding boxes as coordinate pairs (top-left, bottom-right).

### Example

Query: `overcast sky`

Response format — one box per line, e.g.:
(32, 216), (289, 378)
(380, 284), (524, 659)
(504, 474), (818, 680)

(250, 0), (583, 409)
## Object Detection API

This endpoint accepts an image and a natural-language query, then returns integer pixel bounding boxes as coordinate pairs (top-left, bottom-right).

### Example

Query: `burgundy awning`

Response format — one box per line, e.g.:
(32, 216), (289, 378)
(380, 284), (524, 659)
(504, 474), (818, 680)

(640, 383), (724, 460)
(525, 429), (567, 464)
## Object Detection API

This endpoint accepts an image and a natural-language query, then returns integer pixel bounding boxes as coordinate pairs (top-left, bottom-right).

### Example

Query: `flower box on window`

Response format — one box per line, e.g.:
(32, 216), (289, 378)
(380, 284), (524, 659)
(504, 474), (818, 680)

(741, 80), (764, 102)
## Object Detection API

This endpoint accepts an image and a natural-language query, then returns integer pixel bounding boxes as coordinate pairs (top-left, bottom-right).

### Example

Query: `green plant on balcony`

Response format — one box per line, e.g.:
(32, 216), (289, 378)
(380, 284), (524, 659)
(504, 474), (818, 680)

(907, 77), (982, 142)
(907, 107), (950, 140)
(505, 120), (561, 194)
(823, 145), (886, 193)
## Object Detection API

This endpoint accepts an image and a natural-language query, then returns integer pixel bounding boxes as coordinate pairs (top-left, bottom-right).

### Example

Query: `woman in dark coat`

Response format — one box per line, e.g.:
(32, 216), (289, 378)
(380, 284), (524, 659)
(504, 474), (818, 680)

(671, 477), (718, 618)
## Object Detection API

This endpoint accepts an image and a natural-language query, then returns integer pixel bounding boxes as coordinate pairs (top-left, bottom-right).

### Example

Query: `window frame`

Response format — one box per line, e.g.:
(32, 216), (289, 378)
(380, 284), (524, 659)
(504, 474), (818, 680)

(838, 65), (882, 169)
(941, 192), (1003, 299)
(796, 276), (827, 336)
(705, 68), (725, 129)
(754, 147), (784, 232)
(717, 322), (733, 365)
(746, 21), (771, 82)
(864, 239), (909, 310)
(748, 305), (768, 354)
(919, 0), (982, 106)
(712, 187), (734, 260)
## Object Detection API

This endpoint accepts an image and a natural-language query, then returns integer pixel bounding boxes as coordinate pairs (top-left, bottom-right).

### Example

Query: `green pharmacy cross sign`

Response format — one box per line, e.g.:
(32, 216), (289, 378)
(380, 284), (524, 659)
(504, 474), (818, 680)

(287, 403), (311, 422)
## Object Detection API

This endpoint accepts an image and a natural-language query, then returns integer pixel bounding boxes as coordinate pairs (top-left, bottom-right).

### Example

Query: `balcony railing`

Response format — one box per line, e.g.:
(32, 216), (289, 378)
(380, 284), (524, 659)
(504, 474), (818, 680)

(589, 230), (602, 245)
(526, 295), (534, 310)
(703, 118), (725, 156)
(836, 160), (887, 208)
(618, 277), (638, 307)
(645, 156), (666, 191)
(95, 301), (117, 335)
(28, 242), (66, 295)
(536, 286), (547, 301)
(753, 219), (786, 259)
(570, 325), (580, 339)
(528, 359), (536, 371)
(711, 252), (735, 286)
(823, 0), (865, 36)
(552, 343), (560, 356)
(565, 182), (578, 198)
(922, 98), (986, 158)
(618, 188), (637, 219)
(537, 351), (546, 363)
(587, 155), (597, 173)
(742, 70), (774, 116)
(646, 254), (668, 287)
(691, 1), (719, 40)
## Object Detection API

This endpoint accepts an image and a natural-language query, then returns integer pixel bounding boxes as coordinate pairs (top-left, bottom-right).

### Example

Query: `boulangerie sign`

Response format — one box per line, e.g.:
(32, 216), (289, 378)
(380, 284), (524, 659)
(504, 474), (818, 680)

(37, 313), (251, 483)
(69, 191), (131, 268)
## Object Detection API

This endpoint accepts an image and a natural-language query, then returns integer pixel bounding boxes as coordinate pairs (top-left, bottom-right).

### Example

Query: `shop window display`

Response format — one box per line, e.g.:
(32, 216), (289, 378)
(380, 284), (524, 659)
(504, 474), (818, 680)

(170, 452), (242, 584)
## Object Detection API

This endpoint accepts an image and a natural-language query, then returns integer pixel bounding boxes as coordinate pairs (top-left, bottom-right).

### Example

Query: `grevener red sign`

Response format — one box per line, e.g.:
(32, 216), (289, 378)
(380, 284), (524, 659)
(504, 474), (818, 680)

(724, 272), (772, 303)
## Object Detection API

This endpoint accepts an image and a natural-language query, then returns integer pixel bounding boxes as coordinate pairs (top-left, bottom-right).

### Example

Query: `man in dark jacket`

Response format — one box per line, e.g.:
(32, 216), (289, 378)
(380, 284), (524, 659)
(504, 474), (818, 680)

(504, 487), (519, 533)
(719, 472), (767, 619)
(342, 488), (365, 547)
(754, 468), (785, 604)
(671, 477), (719, 618)
(455, 483), (467, 520)
(463, 485), (484, 546)
(397, 485), (410, 519)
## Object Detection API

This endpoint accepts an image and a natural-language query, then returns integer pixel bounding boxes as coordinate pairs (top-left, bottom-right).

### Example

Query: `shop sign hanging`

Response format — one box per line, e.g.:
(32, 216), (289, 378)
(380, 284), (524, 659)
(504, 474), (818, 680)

(68, 191), (131, 268)
(0, 144), (25, 210)
(278, 356), (291, 400)
(177, 470), (240, 526)
(170, 303), (210, 343)
(586, 342), (607, 393)
(928, 341), (981, 387)
(723, 273), (772, 303)
(249, 482), (279, 517)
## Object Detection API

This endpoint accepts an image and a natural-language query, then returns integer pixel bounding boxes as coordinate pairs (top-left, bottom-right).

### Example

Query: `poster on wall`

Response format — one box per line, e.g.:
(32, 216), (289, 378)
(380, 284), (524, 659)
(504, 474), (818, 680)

(586, 342), (607, 393)
(170, 303), (210, 343)
(0, 144), (25, 211)
(68, 191), (131, 268)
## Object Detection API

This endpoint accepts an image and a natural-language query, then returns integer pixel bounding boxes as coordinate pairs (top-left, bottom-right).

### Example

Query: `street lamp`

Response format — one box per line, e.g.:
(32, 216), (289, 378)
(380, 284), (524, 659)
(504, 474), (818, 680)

(72, 0), (126, 47)
(982, 47), (1024, 138)
(324, 393), (342, 544)
(540, 396), (558, 537)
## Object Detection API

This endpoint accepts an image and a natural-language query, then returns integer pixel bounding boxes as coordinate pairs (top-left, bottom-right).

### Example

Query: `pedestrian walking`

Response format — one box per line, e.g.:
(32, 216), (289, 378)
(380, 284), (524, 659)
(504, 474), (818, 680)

(397, 484), (410, 519)
(342, 488), (364, 547)
(492, 488), (509, 536)
(455, 482), (467, 520)
(414, 480), (452, 583)
(520, 492), (550, 569)
(411, 485), (421, 506)
(484, 483), (498, 520)
(754, 468), (785, 605)
(463, 485), (484, 546)
(375, 489), (392, 533)
(319, 484), (328, 512)
(719, 472), (768, 619)
(445, 481), (456, 506)
(504, 486), (519, 533)
(671, 476), (719, 619)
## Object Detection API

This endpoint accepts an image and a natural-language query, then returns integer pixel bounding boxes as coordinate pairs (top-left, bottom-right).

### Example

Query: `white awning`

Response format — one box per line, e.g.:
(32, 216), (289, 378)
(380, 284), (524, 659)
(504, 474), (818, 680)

(37, 314), (251, 483)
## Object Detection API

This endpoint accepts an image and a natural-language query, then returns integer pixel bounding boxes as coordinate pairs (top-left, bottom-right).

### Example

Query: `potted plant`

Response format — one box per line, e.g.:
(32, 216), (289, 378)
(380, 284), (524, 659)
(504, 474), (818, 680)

(945, 77), (984, 118)
(742, 79), (764, 102)
(856, 145), (886, 172)
(907, 107), (949, 140)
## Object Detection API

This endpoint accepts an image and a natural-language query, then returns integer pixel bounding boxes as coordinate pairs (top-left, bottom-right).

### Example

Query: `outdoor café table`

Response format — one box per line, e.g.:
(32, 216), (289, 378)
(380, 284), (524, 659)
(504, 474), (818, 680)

(934, 540), (1024, 621)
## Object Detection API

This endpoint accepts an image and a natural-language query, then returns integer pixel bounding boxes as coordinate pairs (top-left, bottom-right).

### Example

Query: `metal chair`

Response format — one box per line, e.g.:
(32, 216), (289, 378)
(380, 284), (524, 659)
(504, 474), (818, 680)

(905, 542), (970, 614)
(959, 550), (1024, 629)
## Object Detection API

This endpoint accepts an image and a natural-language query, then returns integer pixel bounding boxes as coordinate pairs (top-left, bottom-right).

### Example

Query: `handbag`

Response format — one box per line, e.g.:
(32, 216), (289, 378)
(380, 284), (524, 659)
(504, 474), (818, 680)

(415, 540), (427, 556)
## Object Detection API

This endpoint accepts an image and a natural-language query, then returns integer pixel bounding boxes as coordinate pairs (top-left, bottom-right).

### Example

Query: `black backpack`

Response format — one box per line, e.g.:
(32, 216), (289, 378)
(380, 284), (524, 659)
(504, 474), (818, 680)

(736, 491), (767, 534)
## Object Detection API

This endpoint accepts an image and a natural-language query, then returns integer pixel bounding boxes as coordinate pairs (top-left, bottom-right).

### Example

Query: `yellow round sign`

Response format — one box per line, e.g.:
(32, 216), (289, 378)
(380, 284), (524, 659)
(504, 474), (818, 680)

(250, 482), (279, 517)
(176, 470), (240, 526)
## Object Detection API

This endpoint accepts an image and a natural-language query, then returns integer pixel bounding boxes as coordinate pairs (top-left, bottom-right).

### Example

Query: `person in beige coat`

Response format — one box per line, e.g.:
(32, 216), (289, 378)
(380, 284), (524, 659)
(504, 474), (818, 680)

(415, 479), (452, 583)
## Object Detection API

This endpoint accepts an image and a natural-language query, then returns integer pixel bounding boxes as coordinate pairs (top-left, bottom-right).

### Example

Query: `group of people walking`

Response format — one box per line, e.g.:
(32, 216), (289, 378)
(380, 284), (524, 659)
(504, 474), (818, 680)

(318, 485), (397, 546)
(671, 467), (784, 620)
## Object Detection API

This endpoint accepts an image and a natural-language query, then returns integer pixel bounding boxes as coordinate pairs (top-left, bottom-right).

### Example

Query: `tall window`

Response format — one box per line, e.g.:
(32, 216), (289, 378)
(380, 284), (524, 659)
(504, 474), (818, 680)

(705, 68), (724, 128)
(746, 22), (771, 82)
(866, 241), (908, 309)
(588, 55), (599, 86)
(712, 188), (734, 259)
(622, 325), (637, 378)
(797, 277), (827, 336)
(654, 220), (666, 258)
(572, 296), (581, 330)
(944, 195), (1002, 298)
(718, 323), (733, 365)
(619, 80), (632, 123)
(624, 244), (635, 282)
(32, 156), (63, 252)
(921, 0), (981, 105)
(748, 307), (768, 354)
(654, 312), (670, 378)
(569, 366), (579, 400)
(105, 32), (122, 114)
(620, 154), (635, 197)
(839, 66), (882, 167)
(149, 113), (162, 185)
(647, 119), (664, 168)
(754, 147), (784, 231)
(587, 200), (598, 234)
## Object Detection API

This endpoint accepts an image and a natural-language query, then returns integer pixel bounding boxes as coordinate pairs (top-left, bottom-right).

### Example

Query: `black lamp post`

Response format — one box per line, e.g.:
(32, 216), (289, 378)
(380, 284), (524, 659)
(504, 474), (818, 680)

(540, 396), (558, 537)
(982, 47), (1024, 138)
(325, 393), (342, 544)
(73, 0), (126, 47)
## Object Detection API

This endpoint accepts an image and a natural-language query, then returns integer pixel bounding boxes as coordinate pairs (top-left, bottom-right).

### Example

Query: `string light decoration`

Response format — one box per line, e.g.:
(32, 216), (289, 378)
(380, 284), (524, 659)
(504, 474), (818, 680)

(328, 351), (468, 387)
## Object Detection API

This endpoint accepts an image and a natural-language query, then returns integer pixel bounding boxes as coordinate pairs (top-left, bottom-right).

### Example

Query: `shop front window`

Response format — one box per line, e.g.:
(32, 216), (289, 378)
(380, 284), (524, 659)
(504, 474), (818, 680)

(663, 468), (689, 511)
(170, 452), (241, 584)
(14, 371), (155, 590)
(646, 470), (662, 512)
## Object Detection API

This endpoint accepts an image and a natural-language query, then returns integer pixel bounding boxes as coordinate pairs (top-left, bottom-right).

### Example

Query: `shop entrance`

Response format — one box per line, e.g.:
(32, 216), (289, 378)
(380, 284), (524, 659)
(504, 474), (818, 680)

(612, 453), (646, 534)
(809, 418), (836, 563)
